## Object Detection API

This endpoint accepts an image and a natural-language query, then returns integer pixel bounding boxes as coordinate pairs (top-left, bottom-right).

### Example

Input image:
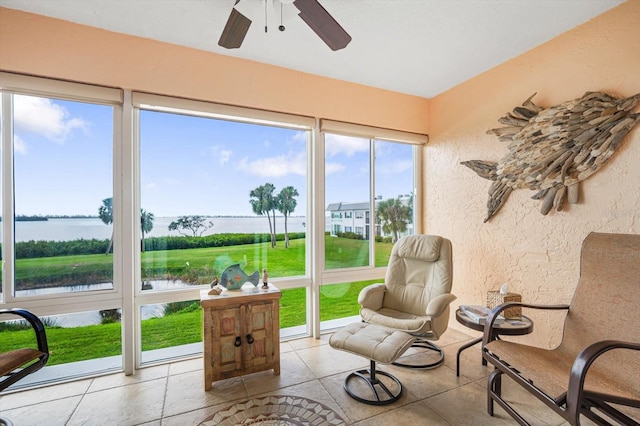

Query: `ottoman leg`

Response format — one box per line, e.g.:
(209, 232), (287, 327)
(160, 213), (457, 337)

(392, 338), (444, 369)
(343, 360), (403, 405)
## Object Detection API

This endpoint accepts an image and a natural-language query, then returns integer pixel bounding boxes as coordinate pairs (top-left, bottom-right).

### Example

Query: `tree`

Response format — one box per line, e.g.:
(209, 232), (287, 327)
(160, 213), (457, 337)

(276, 186), (299, 248)
(140, 209), (154, 252)
(98, 197), (113, 254)
(168, 215), (213, 237)
(376, 197), (412, 242)
(250, 183), (277, 247)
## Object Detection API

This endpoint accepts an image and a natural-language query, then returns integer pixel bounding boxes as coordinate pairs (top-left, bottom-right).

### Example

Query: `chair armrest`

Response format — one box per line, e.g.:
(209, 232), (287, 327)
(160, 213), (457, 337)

(357, 283), (386, 310)
(0, 308), (49, 354)
(482, 302), (569, 346)
(425, 293), (457, 317)
(565, 340), (640, 423)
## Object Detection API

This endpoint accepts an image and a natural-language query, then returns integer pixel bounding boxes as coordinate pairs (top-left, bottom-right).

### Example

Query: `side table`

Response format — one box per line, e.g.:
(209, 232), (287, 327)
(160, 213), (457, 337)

(200, 285), (281, 390)
(455, 308), (533, 377)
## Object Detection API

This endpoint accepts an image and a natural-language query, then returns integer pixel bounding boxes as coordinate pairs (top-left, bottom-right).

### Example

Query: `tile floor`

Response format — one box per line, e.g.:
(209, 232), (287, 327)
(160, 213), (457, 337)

(0, 328), (617, 425)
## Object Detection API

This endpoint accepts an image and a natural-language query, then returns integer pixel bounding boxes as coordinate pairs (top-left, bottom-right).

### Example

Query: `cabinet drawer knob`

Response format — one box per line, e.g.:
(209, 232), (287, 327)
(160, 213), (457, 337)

(234, 336), (242, 347)
(246, 334), (254, 344)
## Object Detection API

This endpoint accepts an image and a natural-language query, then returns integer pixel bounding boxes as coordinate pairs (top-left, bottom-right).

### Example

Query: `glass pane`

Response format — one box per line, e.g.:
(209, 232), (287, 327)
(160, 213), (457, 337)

(279, 286), (307, 336)
(140, 300), (202, 364)
(374, 139), (415, 266)
(319, 280), (378, 329)
(11, 95), (114, 296)
(139, 109), (308, 292)
(324, 134), (370, 270)
(0, 308), (122, 388)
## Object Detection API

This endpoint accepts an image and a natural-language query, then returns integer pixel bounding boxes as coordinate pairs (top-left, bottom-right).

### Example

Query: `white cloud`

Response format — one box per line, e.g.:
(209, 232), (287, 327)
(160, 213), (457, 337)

(219, 149), (232, 166)
(13, 95), (88, 143)
(292, 131), (307, 142)
(238, 151), (306, 178)
(13, 134), (28, 155)
(325, 134), (369, 157)
(378, 159), (413, 174)
(325, 162), (346, 175)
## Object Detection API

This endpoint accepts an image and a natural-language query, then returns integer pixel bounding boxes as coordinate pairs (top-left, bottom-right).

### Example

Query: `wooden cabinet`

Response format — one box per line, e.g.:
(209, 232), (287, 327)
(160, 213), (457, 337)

(200, 286), (281, 390)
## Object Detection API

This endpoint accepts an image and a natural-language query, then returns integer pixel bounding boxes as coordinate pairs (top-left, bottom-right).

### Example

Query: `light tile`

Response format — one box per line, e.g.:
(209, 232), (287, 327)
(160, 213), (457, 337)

(285, 335), (330, 351)
(319, 372), (402, 423)
(424, 380), (517, 426)
(67, 377), (166, 426)
(0, 395), (81, 426)
(0, 378), (91, 410)
(353, 399), (450, 425)
(87, 364), (169, 392)
(168, 357), (203, 376)
(162, 370), (247, 418)
(242, 351), (316, 396)
(296, 343), (368, 378)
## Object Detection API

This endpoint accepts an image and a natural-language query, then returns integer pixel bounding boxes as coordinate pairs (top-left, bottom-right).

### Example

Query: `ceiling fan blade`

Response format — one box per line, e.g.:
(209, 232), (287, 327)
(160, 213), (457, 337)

(218, 3), (252, 49)
(293, 0), (351, 51)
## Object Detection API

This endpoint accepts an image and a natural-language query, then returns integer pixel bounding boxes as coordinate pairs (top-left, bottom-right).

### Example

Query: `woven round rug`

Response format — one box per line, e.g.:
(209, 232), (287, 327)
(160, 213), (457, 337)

(199, 395), (347, 425)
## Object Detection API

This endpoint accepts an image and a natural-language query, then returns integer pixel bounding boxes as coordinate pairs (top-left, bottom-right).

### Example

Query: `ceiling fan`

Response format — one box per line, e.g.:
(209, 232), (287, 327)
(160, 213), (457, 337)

(218, 0), (352, 51)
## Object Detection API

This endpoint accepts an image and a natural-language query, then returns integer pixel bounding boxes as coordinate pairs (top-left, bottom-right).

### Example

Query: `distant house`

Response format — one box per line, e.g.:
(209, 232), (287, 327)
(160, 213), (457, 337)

(326, 195), (413, 240)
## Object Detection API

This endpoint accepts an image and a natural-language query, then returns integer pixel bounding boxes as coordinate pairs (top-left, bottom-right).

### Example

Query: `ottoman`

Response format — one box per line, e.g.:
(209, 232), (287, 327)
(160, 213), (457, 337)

(329, 322), (416, 405)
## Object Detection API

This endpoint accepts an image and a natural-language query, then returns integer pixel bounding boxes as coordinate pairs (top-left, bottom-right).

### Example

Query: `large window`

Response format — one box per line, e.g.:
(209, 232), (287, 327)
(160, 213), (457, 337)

(1, 76), (123, 378)
(11, 94), (115, 296)
(1, 74), (425, 388)
(320, 122), (423, 329)
(135, 95), (312, 361)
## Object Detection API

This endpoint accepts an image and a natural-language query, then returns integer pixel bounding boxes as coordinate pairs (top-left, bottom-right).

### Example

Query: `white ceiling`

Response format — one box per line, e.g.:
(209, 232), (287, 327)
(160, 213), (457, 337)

(0, 0), (624, 98)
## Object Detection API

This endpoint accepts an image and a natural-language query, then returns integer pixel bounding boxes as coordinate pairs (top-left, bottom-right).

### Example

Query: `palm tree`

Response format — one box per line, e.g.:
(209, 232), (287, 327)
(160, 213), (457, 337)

(376, 197), (412, 242)
(98, 197), (113, 254)
(250, 183), (277, 247)
(277, 186), (299, 248)
(140, 209), (154, 252)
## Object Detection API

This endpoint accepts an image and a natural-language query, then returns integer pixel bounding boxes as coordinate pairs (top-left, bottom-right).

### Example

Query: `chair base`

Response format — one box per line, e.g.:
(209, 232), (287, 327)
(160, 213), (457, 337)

(343, 360), (403, 405)
(392, 338), (444, 369)
(0, 417), (14, 426)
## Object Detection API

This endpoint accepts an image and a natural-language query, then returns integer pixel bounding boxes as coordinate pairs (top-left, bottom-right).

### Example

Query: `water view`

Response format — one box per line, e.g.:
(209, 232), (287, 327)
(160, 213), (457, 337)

(5, 216), (308, 242)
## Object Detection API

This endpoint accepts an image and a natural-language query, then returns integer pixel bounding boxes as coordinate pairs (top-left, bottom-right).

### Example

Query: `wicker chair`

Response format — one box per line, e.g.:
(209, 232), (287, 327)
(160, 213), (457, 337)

(482, 232), (640, 425)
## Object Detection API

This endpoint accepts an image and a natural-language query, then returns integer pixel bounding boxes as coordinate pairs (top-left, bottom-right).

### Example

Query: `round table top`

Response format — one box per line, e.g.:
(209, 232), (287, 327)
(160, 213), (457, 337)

(455, 309), (533, 336)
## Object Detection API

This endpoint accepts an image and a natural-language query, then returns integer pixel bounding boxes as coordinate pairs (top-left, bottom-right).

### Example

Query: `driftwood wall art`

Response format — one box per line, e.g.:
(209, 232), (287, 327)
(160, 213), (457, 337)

(461, 91), (640, 222)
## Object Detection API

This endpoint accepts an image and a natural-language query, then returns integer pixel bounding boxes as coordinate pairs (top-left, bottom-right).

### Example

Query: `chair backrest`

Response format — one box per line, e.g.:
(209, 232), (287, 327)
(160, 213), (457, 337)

(561, 232), (640, 384)
(382, 234), (453, 317)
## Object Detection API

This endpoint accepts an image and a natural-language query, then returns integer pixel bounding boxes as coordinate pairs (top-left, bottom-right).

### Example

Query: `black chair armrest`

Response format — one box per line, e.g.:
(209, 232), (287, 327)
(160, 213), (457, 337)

(0, 308), (49, 354)
(565, 340), (640, 422)
(482, 302), (569, 346)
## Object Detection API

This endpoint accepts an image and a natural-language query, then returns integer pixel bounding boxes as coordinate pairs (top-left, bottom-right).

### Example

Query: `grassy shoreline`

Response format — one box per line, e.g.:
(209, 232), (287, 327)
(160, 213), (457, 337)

(1, 236), (392, 366)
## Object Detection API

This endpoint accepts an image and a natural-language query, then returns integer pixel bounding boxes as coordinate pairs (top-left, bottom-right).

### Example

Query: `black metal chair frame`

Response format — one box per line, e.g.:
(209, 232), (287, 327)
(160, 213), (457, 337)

(343, 359), (403, 405)
(0, 308), (49, 392)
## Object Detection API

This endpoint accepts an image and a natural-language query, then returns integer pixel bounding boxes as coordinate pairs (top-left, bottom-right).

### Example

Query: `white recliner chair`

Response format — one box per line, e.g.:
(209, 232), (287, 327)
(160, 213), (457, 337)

(358, 234), (456, 368)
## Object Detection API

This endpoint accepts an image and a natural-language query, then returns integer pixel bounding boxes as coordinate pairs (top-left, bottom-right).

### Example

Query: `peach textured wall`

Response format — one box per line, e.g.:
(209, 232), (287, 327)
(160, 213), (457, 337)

(0, 7), (428, 134)
(428, 1), (640, 345)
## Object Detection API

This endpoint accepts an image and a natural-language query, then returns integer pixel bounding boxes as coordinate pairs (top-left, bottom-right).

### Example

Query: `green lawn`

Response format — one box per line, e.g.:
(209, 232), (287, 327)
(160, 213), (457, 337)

(2, 236), (393, 366)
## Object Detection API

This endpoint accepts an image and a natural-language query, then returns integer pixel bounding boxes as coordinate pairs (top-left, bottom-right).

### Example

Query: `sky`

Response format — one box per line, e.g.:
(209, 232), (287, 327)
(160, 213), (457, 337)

(9, 94), (414, 217)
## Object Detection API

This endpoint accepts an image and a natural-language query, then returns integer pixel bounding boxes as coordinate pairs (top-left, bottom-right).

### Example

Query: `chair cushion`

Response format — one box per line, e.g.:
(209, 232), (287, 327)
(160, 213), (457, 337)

(360, 307), (428, 333)
(395, 235), (442, 262)
(329, 322), (416, 364)
(0, 348), (46, 377)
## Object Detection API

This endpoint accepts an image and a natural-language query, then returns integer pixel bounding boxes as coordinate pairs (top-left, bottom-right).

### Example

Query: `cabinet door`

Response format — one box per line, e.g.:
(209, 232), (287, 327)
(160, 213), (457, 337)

(244, 302), (274, 368)
(211, 306), (242, 376)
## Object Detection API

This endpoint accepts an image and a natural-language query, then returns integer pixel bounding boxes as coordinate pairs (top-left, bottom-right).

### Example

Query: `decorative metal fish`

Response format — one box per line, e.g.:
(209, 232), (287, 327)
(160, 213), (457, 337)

(219, 264), (260, 290)
(461, 91), (640, 222)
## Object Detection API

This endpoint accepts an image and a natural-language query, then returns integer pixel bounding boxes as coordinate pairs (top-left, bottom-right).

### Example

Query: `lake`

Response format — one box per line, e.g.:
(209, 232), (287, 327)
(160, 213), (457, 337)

(4, 216), (309, 242)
